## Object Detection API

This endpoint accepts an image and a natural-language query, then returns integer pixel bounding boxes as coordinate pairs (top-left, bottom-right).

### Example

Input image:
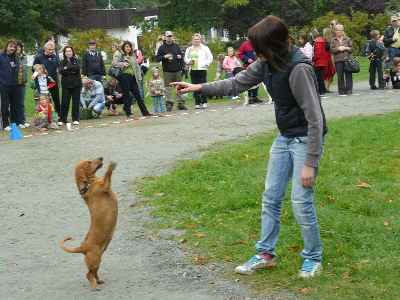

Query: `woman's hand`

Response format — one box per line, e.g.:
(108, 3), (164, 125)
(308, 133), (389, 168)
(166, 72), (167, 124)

(170, 82), (202, 95)
(301, 165), (316, 188)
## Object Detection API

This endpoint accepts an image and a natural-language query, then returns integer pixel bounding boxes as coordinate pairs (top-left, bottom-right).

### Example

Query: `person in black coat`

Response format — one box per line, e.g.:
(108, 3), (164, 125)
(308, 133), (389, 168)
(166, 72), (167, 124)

(33, 41), (61, 121)
(0, 40), (19, 130)
(60, 46), (82, 125)
(383, 15), (400, 63)
(81, 40), (106, 82)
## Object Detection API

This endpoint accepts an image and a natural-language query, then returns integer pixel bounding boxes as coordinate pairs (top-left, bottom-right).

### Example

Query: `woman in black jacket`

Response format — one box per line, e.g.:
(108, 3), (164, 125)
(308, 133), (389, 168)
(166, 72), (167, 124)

(60, 46), (82, 125)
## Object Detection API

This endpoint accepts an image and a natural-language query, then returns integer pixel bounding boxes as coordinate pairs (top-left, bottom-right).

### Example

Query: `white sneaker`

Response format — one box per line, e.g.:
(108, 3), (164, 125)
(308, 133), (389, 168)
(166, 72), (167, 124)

(57, 122), (63, 126)
(299, 259), (322, 279)
(4, 126), (11, 132)
(195, 105), (201, 109)
(18, 124), (26, 129)
(72, 121), (80, 126)
(202, 103), (208, 108)
(232, 96), (240, 100)
(24, 123), (30, 128)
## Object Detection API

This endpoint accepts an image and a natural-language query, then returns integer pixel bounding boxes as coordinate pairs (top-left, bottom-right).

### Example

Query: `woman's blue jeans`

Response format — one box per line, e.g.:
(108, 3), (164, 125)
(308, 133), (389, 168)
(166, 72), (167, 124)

(255, 135), (323, 261)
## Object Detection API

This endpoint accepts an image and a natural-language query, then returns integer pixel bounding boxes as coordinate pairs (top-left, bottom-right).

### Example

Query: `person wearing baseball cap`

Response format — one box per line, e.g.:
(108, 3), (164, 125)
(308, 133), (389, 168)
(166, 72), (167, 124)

(384, 15), (400, 64)
(156, 30), (187, 111)
(82, 39), (106, 82)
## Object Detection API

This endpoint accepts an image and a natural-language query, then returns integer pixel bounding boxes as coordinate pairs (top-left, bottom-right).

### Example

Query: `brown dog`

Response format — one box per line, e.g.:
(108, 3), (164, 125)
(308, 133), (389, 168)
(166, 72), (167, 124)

(60, 157), (118, 289)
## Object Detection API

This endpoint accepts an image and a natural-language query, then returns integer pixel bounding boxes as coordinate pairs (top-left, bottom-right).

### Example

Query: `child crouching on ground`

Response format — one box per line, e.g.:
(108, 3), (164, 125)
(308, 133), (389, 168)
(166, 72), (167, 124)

(391, 57), (400, 89)
(148, 67), (166, 114)
(32, 94), (58, 131)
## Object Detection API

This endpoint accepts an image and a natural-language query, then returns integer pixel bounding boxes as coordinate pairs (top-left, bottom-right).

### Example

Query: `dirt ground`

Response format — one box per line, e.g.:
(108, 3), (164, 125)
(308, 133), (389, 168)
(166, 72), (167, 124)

(1, 85), (399, 300)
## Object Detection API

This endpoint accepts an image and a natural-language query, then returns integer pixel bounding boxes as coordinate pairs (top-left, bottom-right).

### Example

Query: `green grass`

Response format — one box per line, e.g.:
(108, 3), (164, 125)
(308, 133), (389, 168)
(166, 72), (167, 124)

(140, 111), (400, 300)
(23, 57), (369, 119)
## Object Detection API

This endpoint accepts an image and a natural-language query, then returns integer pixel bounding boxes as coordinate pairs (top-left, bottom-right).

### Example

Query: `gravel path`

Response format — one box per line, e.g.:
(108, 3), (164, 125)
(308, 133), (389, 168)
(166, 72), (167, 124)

(1, 84), (399, 300)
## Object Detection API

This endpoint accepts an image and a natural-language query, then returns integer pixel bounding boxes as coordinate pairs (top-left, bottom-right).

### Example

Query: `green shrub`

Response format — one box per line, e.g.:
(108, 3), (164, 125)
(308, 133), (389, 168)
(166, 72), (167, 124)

(301, 11), (390, 55)
(68, 29), (120, 58)
(207, 39), (227, 57)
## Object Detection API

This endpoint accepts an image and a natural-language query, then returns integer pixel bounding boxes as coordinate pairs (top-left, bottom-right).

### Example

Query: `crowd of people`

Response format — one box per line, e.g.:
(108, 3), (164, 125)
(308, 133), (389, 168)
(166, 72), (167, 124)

(0, 13), (399, 132)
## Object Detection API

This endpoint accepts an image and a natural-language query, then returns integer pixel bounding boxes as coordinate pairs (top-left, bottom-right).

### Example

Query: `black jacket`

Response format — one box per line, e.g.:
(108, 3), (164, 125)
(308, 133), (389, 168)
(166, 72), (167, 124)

(264, 49), (328, 138)
(156, 43), (183, 72)
(60, 57), (82, 89)
(0, 52), (19, 86)
(383, 26), (399, 48)
(33, 53), (60, 79)
(82, 51), (106, 77)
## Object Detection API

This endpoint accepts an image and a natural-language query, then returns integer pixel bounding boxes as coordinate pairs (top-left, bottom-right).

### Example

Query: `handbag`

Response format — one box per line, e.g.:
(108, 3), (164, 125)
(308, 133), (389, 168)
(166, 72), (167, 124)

(344, 57), (360, 73)
(108, 66), (121, 78)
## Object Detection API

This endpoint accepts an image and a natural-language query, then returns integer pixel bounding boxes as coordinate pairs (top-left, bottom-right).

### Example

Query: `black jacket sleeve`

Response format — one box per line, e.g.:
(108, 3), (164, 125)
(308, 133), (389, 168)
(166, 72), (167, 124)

(383, 27), (395, 48)
(81, 53), (88, 76)
(156, 45), (165, 62)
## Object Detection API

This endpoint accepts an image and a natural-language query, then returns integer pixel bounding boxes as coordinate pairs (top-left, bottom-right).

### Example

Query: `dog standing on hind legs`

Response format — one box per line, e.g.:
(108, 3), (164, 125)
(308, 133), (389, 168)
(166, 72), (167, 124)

(60, 158), (118, 289)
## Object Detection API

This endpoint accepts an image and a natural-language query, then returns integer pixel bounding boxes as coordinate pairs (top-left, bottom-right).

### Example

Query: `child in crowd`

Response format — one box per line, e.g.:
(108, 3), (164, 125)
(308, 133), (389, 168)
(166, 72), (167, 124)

(223, 47), (242, 100)
(31, 64), (56, 101)
(148, 67), (166, 114)
(298, 32), (313, 60)
(32, 94), (58, 131)
(391, 57), (400, 89)
(215, 54), (225, 80)
(365, 30), (385, 89)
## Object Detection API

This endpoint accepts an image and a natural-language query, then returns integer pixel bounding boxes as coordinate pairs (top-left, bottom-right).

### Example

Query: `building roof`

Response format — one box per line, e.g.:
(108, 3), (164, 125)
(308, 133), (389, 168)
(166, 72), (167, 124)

(58, 2), (159, 31)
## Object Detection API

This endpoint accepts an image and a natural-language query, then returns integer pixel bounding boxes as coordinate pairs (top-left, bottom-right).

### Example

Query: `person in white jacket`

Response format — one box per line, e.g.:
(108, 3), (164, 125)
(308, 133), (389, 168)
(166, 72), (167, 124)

(184, 34), (213, 108)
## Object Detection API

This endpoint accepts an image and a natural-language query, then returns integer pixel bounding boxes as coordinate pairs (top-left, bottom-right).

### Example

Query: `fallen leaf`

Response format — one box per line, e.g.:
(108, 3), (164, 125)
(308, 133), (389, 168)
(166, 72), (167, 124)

(223, 256), (233, 262)
(342, 272), (350, 280)
(193, 232), (207, 238)
(185, 223), (197, 229)
(193, 255), (208, 265)
(299, 287), (312, 294)
(231, 240), (247, 245)
(384, 221), (390, 227)
(288, 244), (301, 252)
(327, 195), (336, 203)
(179, 239), (187, 244)
(356, 181), (371, 189)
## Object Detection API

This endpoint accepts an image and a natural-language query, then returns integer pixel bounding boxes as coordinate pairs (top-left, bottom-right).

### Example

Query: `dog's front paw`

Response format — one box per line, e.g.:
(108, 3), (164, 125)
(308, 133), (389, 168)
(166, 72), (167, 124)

(109, 162), (117, 170)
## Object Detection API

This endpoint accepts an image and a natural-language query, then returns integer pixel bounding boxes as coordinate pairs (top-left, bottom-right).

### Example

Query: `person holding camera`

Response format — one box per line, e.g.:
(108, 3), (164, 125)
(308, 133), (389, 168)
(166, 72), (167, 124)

(383, 15), (400, 64)
(112, 41), (151, 120)
(156, 31), (187, 111)
(331, 24), (353, 96)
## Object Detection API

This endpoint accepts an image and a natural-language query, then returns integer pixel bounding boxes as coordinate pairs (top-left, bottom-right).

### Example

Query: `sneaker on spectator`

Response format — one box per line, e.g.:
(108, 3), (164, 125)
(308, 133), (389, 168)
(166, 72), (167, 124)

(235, 253), (276, 275)
(202, 103), (208, 108)
(299, 259), (322, 279)
(231, 96), (240, 100)
(195, 105), (201, 109)
(18, 124), (26, 129)
(57, 122), (63, 126)
(72, 121), (80, 126)
(24, 123), (30, 128)
(4, 126), (11, 131)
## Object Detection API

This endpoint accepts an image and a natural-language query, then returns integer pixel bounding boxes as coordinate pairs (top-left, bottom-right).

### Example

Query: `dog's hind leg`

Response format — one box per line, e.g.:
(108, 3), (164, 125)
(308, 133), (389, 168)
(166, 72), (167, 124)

(102, 162), (117, 190)
(85, 251), (102, 289)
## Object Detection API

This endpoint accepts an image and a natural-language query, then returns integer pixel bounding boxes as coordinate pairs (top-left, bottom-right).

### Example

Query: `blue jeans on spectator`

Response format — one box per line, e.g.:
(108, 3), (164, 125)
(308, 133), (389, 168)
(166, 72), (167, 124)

(388, 47), (400, 64)
(152, 96), (165, 113)
(255, 135), (323, 262)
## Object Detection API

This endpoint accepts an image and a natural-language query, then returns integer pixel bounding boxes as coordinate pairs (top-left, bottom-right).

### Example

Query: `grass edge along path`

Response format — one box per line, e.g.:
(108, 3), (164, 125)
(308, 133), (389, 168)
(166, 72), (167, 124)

(140, 111), (400, 300)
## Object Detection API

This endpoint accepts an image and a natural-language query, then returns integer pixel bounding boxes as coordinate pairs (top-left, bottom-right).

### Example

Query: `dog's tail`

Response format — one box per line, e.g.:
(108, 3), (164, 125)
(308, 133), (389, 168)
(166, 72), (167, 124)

(60, 237), (85, 254)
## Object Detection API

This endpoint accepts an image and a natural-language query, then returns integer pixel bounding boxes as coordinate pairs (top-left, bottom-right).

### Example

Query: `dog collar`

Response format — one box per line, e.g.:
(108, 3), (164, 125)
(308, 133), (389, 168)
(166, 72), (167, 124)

(79, 186), (89, 195)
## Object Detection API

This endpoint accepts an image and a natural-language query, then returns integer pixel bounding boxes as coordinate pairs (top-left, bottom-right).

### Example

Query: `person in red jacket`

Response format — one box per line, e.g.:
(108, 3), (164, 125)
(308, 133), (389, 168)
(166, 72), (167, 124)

(238, 38), (263, 104)
(313, 29), (333, 95)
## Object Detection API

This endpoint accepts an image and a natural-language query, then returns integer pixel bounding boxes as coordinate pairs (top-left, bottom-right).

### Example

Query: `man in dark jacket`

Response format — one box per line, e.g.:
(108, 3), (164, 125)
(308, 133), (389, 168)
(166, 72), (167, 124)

(156, 31), (186, 111)
(82, 40), (106, 82)
(33, 41), (61, 122)
(0, 40), (19, 130)
(383, 15), (400, 63)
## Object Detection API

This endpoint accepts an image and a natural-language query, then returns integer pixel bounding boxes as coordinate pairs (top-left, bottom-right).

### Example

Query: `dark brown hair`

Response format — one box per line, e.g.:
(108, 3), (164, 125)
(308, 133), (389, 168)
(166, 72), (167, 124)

(298, 32), (308, 46)
(63, 46), (76, 59)
(248, 15), (290, 70)
(121, 41), (133, 56)
(3, 39), (18, 53)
